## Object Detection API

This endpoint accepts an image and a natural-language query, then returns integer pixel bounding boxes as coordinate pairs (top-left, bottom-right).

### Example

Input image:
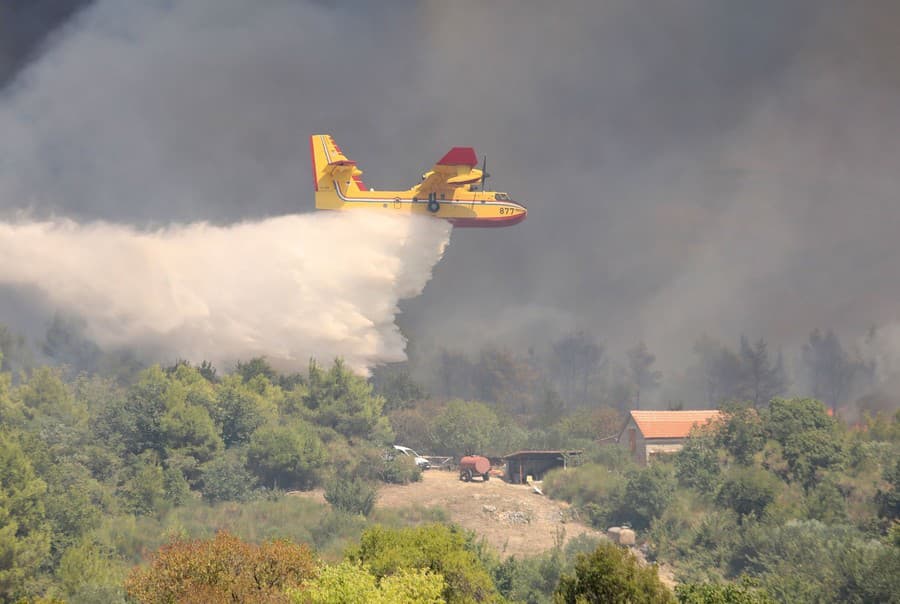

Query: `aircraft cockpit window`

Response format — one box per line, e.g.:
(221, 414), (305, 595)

(494, 193), (509, 200)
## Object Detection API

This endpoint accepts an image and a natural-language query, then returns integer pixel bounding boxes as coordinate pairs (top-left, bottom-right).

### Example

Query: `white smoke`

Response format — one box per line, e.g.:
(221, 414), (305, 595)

(0, 212), (450, 373)
(0, 0), (454, 372)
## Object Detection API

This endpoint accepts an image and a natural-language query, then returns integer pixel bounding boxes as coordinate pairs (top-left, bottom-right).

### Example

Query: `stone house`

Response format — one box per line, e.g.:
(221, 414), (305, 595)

(618, 410), (723, 464)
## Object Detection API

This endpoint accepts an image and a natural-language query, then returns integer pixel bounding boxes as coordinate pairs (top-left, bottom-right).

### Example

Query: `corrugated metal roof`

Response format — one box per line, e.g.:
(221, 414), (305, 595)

(629, 410), (722, 439)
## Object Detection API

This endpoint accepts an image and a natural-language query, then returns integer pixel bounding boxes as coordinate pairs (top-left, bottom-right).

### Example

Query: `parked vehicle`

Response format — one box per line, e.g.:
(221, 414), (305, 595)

(392, 445), (431, 470)
(458, 455), (491, 482)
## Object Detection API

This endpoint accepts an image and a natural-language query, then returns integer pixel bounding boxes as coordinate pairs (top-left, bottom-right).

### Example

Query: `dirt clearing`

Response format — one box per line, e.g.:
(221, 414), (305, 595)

(375, 469), (602, 558)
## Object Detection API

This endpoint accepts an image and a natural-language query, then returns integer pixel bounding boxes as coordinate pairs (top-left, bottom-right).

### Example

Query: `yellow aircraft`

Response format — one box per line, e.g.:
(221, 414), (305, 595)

(310, 134), (527, 227)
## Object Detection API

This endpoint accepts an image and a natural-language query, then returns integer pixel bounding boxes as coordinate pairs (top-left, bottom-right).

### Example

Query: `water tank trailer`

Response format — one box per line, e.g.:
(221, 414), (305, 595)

(458, 455), (491, 482)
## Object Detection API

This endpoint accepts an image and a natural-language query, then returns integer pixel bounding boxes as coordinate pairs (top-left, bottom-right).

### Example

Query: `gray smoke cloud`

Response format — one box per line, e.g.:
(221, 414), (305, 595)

(1, 1), (899, 396)
(0, 0), (450, 371)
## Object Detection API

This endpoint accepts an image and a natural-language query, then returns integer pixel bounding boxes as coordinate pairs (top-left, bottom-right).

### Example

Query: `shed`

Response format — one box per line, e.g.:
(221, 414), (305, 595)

(503, 450), (582, 484)
(618, 410), (722, 464)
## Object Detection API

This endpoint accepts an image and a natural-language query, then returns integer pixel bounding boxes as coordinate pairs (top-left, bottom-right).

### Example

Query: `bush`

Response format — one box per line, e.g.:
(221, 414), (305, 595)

(293, 561), (445, 604)
(246, 421), (325, 490)
(737, 520), (900, 603)
(544, 464), (625, 506)
(430, 400), (499, 457)
(324, 474), (378, 516)
(620, 464), (677, 530)
(347, 524), (500, 604)
(554, 542), (675, 603)
(676, 428), (722, 493)
(716, 467), (781, 522)
(125, 531), (316, 603)
(781, 429), (846, 489)
(199, 448), (257, 503)
(717, 405), (766, 465)
(675, 579), (775, 603)
(380, 455), (422, 485)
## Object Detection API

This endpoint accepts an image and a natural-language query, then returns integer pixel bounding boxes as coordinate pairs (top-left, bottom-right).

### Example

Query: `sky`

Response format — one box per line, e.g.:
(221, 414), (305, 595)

(0, 0), (898, 383)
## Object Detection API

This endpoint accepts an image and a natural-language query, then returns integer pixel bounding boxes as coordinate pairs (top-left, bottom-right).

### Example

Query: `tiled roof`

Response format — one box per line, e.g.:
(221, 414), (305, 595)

(629, 410), (723, 439)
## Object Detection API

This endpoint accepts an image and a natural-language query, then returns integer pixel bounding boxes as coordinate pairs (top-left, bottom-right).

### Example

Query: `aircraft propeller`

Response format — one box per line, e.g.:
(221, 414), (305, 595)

(480, 156), (490, 191)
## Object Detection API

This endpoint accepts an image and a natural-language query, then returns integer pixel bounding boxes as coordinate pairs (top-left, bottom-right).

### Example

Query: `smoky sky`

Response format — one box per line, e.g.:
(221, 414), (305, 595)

(2, 0), (900, 377)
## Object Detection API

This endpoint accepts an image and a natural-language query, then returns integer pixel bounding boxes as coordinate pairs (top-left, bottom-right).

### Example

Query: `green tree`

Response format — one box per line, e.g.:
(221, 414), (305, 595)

(347, 524), (500, 604)
(200, 448), (257, 503)
(430, 400), (499, 457)
(764, 398), (834, 446)
(370, 363), (427, 412)
(675, 580), (774, 603)
(805, 479), (848, 524)
(675, 427), (721, 493)
(305, 359), (390, 440)
(0, 431), (51, 600)
(716, 466), (780, 521)
(16, 367), (83, 423)
(295, 561), (445, 604)
(553, 542), (674, 603)
(118, 457), (167, 516)
(781, 429), (846, 489)
(620, 464), (676, 530)
(161, 402), (222, 463)
(40, 461), (105, 562)
(99, 366), (172, 456)
(738, 520), (900, 604)
(716, 405), (765, 465)
(213, 375), (270, 447)
(246, 421), (325, 490)
(57, 540), (127, 603)
(875, 457), (900, 520)
(235, 356), (278, 384)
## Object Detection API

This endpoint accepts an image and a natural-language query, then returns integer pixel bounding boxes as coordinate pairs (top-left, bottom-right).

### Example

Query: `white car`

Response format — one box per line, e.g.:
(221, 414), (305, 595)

(393, 445), (430, 470)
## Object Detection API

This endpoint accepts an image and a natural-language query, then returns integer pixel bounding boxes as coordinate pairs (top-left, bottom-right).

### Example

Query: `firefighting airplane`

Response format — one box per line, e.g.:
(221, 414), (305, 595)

(310, 134), (527, 227)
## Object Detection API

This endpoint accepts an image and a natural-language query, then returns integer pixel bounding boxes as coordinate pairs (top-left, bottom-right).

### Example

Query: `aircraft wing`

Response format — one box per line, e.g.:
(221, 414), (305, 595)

(418, 146), (483, 193)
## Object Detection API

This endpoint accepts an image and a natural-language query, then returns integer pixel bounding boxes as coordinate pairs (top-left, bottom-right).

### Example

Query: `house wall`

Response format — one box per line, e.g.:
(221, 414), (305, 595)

(617, 418), (687, 464)
(644, 439), (686, 463)
(618, 417), (646, 464)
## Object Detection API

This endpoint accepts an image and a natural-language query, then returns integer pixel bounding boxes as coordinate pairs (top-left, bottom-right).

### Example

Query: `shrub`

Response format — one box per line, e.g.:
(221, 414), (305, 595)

(199, 448), (257, 503)
(675, 579), (775, 603)
(737, 520), (900, 603)
(717, 405), (766, 465)
(125, 531), (317, 603)
(347, 524), (500, 604)
(620, 464), (677, 530)
(430, 400), (499, 457)
(324, 475), (378, 516)
(380, 455), (422, 485)
(554, 542), (675, 603)
(293, 561), (445, 604)
(246, 421), (325, 490)
(675, 428), (722, 493)
(716, 467), (781, 522)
